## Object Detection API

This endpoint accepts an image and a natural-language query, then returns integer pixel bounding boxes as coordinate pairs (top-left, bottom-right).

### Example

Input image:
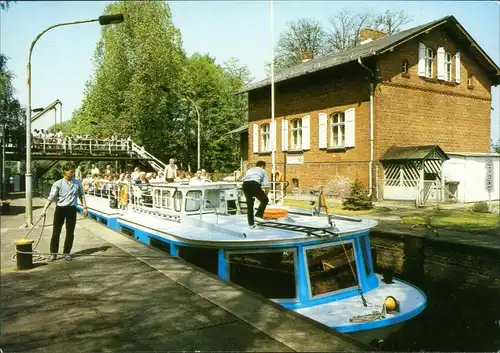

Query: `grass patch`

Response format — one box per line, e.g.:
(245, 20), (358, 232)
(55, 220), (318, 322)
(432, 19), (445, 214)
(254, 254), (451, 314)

(401, 209), (500, 233)
(282, 199), (391, 216)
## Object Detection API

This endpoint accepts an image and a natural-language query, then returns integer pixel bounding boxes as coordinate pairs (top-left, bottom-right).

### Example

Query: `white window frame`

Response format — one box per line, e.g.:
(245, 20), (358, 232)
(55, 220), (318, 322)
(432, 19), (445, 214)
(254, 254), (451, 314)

(425, 47), (434, 78)
(260, 123), (270, 152)
(330, 112), (345, 147)
(467, 74), (473, 86)
(445, 53), (452, 82)
(290, 119), (302, 150)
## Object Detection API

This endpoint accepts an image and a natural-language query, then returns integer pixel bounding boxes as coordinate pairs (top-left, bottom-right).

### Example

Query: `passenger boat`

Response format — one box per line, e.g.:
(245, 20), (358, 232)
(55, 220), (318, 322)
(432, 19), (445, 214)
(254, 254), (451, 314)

(78, 180), (427, 346)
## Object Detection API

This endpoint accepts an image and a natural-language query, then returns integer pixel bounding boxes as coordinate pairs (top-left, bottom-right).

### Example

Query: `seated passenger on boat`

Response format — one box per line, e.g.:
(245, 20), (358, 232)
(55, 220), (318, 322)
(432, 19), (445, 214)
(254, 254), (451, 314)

(190, 170), (206, 185)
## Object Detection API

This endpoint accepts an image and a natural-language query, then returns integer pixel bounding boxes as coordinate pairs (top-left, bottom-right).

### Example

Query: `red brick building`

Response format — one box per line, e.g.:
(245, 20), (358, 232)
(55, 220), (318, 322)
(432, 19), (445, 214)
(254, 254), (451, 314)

(234, 16), (500, 202)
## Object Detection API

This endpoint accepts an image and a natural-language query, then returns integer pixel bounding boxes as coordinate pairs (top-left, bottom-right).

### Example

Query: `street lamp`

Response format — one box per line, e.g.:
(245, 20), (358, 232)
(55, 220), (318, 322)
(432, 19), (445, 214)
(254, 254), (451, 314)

(159, 85), (201, 171)
(24, 14), (124, 226)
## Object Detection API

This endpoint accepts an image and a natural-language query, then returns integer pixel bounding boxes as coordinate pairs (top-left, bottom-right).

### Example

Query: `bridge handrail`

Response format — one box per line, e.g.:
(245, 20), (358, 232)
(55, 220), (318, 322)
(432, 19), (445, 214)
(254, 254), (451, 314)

(131, 142), (167, 172)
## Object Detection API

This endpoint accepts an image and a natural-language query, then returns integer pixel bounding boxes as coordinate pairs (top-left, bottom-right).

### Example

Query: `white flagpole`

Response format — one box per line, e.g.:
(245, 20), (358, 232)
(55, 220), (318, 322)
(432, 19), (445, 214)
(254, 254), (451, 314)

(270, 0), (276, 204)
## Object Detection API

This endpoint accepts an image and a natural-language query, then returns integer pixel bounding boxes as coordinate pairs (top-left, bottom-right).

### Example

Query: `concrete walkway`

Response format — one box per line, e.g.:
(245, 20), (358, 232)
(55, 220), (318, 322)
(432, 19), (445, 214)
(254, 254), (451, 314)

(0, 197), (371, 352)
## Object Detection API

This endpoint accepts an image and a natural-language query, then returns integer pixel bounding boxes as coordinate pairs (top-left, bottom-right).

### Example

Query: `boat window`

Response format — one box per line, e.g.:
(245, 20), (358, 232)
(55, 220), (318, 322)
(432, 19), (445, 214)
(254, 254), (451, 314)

(360, 236), (373, 275)
(162, 190), (172, 209)
(173, 190), (183, 212)
(228, 250), (296, 299)
(185, 190), (202, 212)
(306, 242), (358, 297)
(204, 189), (221, 209)
(153, 188), (162, 208)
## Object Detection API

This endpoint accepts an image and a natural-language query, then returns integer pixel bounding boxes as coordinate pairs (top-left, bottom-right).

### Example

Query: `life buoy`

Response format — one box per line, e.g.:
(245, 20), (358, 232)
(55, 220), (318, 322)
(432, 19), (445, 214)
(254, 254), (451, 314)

(273, 171), (282, 182)
(263, 208), (288, 219)
(120, 185), (128, 206)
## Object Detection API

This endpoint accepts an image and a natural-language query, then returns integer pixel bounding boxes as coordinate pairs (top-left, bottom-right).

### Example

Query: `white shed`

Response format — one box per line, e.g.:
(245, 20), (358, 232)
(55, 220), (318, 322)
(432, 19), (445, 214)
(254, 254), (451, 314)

(442, 152), (500, 203)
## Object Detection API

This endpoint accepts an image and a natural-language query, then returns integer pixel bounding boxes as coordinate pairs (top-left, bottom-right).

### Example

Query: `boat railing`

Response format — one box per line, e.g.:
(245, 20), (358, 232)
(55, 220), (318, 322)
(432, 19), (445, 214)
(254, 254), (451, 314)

(83, 180), (244, 217)
(268, 181), (289, 205)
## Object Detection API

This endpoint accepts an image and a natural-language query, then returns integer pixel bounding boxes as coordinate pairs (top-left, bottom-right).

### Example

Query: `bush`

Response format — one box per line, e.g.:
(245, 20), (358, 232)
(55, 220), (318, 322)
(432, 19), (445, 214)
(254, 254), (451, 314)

(342, 179), (373, 210)
(470, 201), (490, 213)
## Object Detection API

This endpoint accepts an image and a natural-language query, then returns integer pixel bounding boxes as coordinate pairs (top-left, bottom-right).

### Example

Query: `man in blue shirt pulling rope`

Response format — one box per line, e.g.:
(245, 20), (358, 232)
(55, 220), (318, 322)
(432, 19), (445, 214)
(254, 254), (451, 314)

(41, 162), (88, 261)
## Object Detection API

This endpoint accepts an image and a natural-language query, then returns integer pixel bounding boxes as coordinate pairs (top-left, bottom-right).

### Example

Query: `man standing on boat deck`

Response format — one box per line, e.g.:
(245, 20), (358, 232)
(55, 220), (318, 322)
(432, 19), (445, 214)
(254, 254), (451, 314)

(40, 163), (88, 261)
(242, 160), (269, 229)
(164, 158), (178, 183)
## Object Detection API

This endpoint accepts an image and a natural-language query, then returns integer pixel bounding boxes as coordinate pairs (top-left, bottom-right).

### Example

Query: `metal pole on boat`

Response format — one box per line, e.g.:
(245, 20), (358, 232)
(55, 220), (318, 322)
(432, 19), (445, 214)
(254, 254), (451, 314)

(270, 0), (276, 204)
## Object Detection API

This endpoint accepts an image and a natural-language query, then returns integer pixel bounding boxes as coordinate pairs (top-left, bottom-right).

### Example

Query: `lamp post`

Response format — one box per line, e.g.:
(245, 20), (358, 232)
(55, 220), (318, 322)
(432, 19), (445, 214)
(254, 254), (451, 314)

(24, 14), (124, 226)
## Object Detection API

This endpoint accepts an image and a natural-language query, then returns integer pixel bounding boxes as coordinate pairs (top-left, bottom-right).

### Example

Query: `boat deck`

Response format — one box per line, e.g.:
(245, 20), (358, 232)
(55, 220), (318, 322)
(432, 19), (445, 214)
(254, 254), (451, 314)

(296, 275), (427, 332)
(82, 195), (377, 246)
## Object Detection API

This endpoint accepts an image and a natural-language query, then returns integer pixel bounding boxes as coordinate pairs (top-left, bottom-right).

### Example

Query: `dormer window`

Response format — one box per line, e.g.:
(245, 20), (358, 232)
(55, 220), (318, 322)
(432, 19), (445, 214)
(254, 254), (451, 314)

(401, 60), (409, 75)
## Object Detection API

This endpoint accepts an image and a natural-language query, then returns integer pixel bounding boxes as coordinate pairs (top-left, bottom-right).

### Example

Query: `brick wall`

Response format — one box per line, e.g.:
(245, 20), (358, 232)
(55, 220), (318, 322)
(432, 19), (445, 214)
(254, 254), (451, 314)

(247, 63), (372, 191)
(246, 27), (494, 193)
(375, 28), (492, 161)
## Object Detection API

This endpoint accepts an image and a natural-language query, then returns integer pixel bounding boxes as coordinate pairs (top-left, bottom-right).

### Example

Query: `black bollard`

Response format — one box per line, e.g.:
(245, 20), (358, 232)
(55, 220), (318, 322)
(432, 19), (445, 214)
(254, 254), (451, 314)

(14, 239), (35, 270)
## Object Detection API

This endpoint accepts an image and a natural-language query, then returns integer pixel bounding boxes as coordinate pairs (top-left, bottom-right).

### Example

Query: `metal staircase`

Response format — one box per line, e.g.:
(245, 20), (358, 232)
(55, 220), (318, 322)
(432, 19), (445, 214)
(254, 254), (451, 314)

(131, 142), (167, 173)
(33, 160), (58, 180)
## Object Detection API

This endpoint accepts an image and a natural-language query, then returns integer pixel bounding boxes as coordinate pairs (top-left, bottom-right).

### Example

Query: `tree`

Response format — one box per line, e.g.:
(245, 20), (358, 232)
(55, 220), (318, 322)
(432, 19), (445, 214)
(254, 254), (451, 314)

(268, 9), (413, 72)
(170, 54), (251, 171)
(342, 179), (373, 210)
(266, 18), (327, 74)
(492, 139), (500, 154)
(68, 0), (252, 172)
(0, 0), (15, 11)
(0, 54), (25, 145)
(327, 9), (412, 52)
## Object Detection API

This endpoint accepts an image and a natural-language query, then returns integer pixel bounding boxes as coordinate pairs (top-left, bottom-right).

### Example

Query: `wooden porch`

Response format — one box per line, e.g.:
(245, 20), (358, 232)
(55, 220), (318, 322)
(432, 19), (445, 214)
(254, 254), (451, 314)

(380, 145), (454, 206)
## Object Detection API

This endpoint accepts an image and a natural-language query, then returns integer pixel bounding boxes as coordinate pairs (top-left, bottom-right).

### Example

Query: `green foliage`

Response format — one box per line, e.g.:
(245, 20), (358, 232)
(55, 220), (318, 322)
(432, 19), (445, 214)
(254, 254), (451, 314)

(470, 201), (490, 213)
(0, 54), (25, 144)
(68, 0), (250, 172)
(491, 139), (500, 154)
(342, 179), (373, 210)
(0, 1), (15, 11)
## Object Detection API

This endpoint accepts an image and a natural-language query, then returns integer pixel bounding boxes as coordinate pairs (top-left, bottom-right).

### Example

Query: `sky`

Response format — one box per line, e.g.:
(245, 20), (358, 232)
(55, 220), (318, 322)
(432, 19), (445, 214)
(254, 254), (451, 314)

(1, 0), (499, 144)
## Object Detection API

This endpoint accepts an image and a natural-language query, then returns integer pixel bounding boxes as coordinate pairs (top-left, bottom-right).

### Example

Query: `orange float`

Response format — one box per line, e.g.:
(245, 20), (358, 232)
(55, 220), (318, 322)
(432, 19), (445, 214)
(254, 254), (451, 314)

(263, 208), (288, 219)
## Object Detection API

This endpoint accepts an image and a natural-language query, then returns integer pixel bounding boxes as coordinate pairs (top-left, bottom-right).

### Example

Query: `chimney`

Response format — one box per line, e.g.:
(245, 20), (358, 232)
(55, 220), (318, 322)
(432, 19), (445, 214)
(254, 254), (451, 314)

(359, 28), (387, 45)
(301, 51), (313, 63)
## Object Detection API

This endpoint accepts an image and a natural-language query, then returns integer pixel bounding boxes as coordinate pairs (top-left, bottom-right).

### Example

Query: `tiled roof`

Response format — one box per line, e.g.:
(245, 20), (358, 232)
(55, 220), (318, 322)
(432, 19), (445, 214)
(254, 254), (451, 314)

(380, 145), (449, 161)
(238, 15), (500, 93)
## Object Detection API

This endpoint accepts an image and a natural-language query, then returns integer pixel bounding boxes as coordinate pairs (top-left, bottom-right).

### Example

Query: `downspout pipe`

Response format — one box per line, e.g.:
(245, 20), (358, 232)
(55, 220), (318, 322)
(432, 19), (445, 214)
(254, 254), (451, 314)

(357, 57), (375, 198)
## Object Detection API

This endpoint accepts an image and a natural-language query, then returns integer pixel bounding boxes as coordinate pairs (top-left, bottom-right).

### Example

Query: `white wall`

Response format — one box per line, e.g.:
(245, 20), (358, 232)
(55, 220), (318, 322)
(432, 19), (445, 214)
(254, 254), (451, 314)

(383, 185), (419, 201)
(443, 154), (500, 203)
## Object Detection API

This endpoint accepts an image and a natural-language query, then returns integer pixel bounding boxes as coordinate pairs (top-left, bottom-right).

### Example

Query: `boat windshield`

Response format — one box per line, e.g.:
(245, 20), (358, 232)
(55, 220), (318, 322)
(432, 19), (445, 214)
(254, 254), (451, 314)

(305, 242), (358, 297)
(228, 250), (297, 299)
